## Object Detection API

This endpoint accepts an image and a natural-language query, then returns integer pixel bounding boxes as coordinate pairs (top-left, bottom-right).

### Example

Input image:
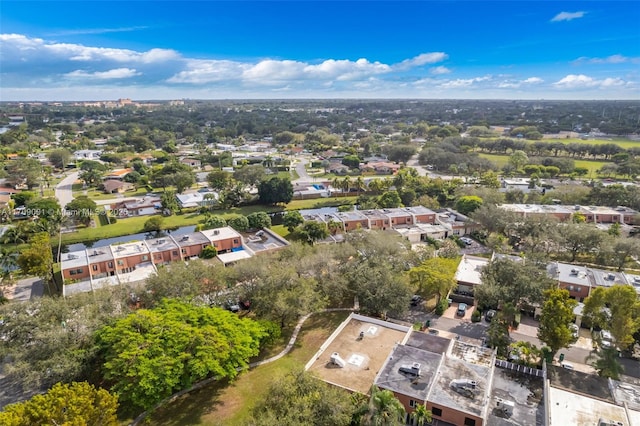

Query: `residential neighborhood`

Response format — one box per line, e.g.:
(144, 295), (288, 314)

(0, 99), (639, 425)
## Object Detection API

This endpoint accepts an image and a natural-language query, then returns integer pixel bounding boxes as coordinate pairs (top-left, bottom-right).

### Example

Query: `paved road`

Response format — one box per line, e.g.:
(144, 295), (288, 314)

(3, 277), (43, 302)
(294, 157), (311, 182)
(54, 171), (79, 208)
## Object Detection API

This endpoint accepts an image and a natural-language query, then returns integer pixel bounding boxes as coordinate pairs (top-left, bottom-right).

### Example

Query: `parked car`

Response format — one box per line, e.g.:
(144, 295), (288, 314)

(410, 295), (423, 306)
(457, 303), (468, 316)
(460, 237), (473, 246)
(224, 300), (240, 313)
(570, 324), (579, 339)
(485, 309), (497, 322)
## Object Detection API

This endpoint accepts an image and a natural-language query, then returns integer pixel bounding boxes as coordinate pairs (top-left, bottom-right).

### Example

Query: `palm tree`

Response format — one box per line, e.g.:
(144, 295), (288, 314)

(341, 176), (352, 194)
(354, 176), (366, 196)
(411, 404), (432, 426)
(363, 385), (406, 426)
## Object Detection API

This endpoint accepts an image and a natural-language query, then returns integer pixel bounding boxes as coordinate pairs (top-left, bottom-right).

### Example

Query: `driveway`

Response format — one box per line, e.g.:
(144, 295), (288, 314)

(54, 171), (79, 208)
(293, 157), (311, 183)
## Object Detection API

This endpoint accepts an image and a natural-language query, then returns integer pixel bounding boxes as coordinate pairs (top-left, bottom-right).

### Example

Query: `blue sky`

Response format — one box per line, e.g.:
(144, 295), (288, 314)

(1, 1), (639, 101)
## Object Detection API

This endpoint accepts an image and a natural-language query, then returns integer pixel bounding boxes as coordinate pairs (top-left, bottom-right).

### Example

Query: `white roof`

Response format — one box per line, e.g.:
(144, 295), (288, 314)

(454, 255), (489, 286)
(217, 250), (252, 264)
(548, 386), (629, 426)
(111, 241), (150, 258)
(200, 226), (242, 242)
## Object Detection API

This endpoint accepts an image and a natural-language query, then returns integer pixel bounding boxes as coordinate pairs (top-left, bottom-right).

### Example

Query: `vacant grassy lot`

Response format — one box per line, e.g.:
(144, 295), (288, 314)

(148, 310), (350, 426)
(478, 153), (610, 176)
(541, 137), (640, 150)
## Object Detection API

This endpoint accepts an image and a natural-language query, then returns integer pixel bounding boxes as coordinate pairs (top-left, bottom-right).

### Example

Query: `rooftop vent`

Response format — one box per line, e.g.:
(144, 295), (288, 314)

(330, 352), (346, 368)
(181, 235), (190, 241)
(570, 268), (579, 275)
(495, 398), (515, 416)
(574, 205), (581, 210)
(66, 254), (77, 260)
(157, 239), (165, 245)
(399, 362), (421, 377)
(450, 379), (477, 391)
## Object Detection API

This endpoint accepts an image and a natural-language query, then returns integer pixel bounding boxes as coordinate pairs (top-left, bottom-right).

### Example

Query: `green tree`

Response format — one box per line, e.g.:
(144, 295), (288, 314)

(362, 385), (406, 426)
(47, 148), (72, 170)
(96, 299), (266, 411)
(228, 214), (250, 232)
(79, 168), (104, 187)
(509, 150), (529, 170)
(559, 223), (603, 262)
(66, 195), (97, 226)
(411, 404), (432, 426)
(296, 221), (330, 244)
(583, 285), (640, 351)
(283, 210), (304, 232)
(207, 170), (233, 191)
(247, 211), (272, 229)
(161, 190), (179, 215)
(143, 216), (165, 233)
(0, 382), (118, 426)
(234, 164), (266, 187)
(537, 289), (578, 358)
(486, 312), (511, 357)
(246, 370), (353, 426)
(455, 195), (483, 215)
(258, 176), (293, 205)
(408, 257), (459, 305)
(11, 190), (36, 207)
(17, 232), (54, 290)
(201, 245), (218, 259)
(587, 347), (624, 379)
(202, 213), (227, 230)
(378, 190), (402, 208)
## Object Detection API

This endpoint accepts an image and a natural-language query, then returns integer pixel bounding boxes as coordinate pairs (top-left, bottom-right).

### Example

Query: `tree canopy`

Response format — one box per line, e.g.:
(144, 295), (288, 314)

(96, 299), (266, 410)
(537, 288), (578, 356)
(258, 176), (293, 205)
(0, 382), (118, 426)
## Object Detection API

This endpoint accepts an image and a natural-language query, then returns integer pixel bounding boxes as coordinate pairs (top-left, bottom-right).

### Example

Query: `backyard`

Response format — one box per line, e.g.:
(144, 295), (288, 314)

(146, 310), (351, 426)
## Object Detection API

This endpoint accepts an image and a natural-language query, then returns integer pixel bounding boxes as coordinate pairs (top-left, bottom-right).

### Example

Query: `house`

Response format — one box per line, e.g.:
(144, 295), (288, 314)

(143, 237), (182, 266)
(361, 209), (391, 230)
(111, 242), (152, 275)
(547, 262), (591, 302)
(454, 255), (489, 295)
(334, 211), (369, 232)
(200, 227), (243, 254)
(103, 168), (132, 181)
(174, 232), (212, 260)
(436, 208), (480, 236)
(360, 161), (401, 175)
(176, 192), (218, 208)
(110, 196), (161, 217)
(393, 223), (450, 243)
(180, 157), (202, 168)
(328, 162), (349, 175)
(73, 150), (102, 161)
(500, 178), (541, 194)
(102, 180), (134, 194)
(86, 247), (116, 280)
(499, 204), (574, 222)
(60, 250), (91, 282)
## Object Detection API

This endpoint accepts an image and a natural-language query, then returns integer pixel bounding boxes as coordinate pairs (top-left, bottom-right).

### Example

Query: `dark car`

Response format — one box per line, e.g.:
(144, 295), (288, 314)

(485, 309), (497, 322)
(457, 303), (468, 316)
(224, 300), (240, 313)
(410, 295), (423, 306)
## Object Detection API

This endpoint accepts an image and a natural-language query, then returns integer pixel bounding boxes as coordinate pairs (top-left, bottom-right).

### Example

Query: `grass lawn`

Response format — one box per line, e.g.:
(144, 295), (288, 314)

(80, 187), (149, 201)
(285, 196), (357, 210)
(539, 137), (640, 150)
(147, 310), (350, 426)
(478, 153), (611, 176)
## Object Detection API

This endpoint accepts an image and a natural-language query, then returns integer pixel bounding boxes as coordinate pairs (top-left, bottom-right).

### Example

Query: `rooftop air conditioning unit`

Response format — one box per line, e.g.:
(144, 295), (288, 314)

(213, 230), (219, 235)
(570, 268), (579, 275)
(330, 352), (346, 368)
(496, 398), (515, 416)
(157, 239), (165, 244)
(598, 419), (624, 426)
(450, 379), (477, 390)
(399, 362), (421, 377)
(607, 274), (616, 281)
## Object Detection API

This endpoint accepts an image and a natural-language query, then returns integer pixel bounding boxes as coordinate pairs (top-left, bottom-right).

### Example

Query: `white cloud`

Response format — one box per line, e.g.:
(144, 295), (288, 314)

(553, 74), (626, 89)
(551, 11), (586, 22)
(46, 26), (149, 37)
(572, 54), (640, 64)
(430, 66), (451, 75)
(438, 76), (490, 89)
(395, 52), (448, 70)
(167, 59), (248, 83)
(0, 33), (179, 63)
(65, 68), (140, 80)
(523, 77), (543, 84)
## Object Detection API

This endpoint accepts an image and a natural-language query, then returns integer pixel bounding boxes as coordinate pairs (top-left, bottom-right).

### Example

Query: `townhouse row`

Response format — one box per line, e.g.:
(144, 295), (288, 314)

(306, 313), (640, 426)
(301, 206), (479, 241)
(499, 203), (639, 225)
(454, 253), (640, 303)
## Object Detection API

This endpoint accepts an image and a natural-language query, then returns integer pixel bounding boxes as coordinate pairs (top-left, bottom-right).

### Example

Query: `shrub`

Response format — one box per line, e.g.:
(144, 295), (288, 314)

(471, 310), (481, 323)
(201, 245), (218, 259)
(435, 298), (449, 315)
